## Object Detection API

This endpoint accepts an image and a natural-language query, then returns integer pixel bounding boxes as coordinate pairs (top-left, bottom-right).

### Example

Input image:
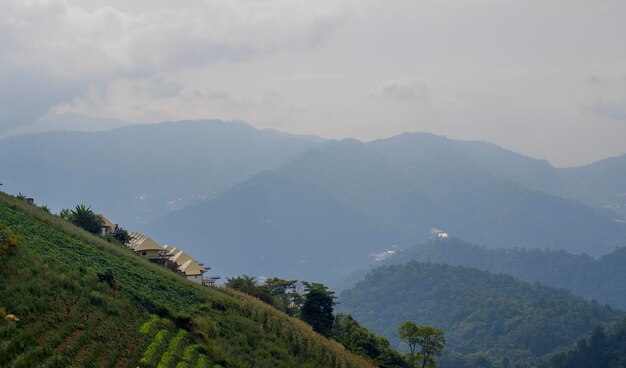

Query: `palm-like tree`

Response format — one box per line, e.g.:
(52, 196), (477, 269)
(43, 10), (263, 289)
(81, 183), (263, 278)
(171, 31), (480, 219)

(70, 204), (103, 234)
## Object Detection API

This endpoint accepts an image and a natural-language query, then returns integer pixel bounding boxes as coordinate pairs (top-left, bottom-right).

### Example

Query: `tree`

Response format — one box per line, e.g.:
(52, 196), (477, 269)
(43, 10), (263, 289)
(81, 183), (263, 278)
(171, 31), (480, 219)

(332, 314), (409, 368)
(112, 227), (131, 244)
(16, 192), (26, 200)
(300, 282), (335, 337)
(59, 208), (71, 220)
(40, 205), (51, 213)
(69, 204), (103, 234)
(265, 278), (303, 316)
(398, 322), (445, 368)
(225, 275), (274, 305)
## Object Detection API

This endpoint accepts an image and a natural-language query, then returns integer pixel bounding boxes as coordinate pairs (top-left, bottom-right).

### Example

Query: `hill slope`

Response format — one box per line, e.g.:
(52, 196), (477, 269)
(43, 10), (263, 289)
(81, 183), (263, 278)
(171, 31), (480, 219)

(0, 193), (373, 368)
(147, 138), (626, 284)
(0, 120), (320, 227)
(379, 237), (626, 310)
(337, 261), (624, 366)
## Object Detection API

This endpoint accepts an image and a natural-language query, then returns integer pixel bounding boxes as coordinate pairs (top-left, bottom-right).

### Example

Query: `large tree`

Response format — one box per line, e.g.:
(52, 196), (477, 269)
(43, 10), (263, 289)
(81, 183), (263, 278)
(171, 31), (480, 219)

(70, 204), (103, 234)
(398, 322), (445, 368)
(300, 282), (335, 337)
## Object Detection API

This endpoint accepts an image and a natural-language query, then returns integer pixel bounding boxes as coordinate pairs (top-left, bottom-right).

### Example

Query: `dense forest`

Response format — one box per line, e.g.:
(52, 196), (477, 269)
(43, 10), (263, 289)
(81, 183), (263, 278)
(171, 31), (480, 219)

(379, 237), (626, 309)
(547, 319), (626, 368)
(338, 261), (624, 367)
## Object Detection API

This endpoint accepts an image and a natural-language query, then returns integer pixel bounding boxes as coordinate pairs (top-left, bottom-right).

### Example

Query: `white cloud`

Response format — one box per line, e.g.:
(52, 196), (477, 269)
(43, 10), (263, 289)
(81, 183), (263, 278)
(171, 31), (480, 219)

(0, 0), (353, 78)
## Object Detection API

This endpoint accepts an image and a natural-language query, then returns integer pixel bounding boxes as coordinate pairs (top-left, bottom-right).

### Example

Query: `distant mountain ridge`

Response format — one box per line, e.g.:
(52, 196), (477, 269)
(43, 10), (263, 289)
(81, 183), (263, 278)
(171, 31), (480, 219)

(2, 119), (625, 284)
(147, 134), (626, 284)
(372, 237), (626, 310)
(0, 119), (322, 227)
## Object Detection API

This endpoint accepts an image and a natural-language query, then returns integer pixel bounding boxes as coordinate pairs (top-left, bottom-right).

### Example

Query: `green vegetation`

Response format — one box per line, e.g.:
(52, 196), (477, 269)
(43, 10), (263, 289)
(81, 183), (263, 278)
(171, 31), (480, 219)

(382, 237), (626, 310)
(398, 322), (445, 368)
(0, 227), (20, 261)
(300, 283), (335, 338)
(332, 314), (408, 368)
(546, 319), (626, 368)
(69, 204), (104, 234)
(226, 275), (408, 366)
(338, 261), (624, 367)
(0, 192), (374, 367)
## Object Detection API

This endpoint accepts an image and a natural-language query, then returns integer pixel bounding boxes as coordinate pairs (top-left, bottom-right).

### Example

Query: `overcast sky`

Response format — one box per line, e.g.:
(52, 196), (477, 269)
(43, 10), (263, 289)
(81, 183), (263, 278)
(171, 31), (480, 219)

(1, 0), (626, 166)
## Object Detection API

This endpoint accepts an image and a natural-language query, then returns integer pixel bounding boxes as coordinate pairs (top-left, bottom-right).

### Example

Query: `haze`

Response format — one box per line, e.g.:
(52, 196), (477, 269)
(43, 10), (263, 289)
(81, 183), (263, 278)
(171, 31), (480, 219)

(2, 0), (626, 167)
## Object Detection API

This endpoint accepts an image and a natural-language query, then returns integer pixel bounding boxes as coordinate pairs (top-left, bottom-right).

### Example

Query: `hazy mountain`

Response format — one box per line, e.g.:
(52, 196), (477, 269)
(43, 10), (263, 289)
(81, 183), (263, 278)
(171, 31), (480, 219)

(559, 154), (626, 218)
(337, 261), (624, 367)
(0, 119), (322, 227)
(147, 136), (626, 284)
(3, 113), (138, 136)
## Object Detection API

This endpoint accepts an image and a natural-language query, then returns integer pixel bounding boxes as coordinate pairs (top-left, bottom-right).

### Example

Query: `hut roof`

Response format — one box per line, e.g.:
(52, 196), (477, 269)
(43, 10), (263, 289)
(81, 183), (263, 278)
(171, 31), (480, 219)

(178, 259), (205, 276)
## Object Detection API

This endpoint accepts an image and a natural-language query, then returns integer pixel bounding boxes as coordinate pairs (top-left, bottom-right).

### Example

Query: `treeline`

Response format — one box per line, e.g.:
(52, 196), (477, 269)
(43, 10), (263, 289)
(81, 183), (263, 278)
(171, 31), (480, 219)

(384, 237), (626, 310)
(225, 275), (409, 367)
(338, 261), (624, 367)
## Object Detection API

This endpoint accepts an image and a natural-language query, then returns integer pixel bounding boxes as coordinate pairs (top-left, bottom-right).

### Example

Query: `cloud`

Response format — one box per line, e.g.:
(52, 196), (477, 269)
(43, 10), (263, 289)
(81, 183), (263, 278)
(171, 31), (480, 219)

(0, 0), (358, 133)
(53, 76), (307, 127)
(0, 0), (353, 77)
(371, 78), (433, 101)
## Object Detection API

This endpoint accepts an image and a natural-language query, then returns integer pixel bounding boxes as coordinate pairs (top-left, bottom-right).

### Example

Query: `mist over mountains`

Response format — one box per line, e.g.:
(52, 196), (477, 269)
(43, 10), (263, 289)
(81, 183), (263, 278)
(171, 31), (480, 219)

(0, 119), (320, 227)
(2, 119), (625, 284)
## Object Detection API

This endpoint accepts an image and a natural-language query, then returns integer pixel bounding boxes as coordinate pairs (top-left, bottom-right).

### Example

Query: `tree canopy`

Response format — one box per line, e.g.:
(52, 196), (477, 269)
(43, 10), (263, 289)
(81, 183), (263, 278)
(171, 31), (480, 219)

(398, 321), (445, 368)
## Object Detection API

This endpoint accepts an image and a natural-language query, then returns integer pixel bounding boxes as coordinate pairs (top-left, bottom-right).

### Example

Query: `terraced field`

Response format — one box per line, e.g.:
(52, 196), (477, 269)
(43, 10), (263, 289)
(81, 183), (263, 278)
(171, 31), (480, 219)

(0, 193), (374, 368)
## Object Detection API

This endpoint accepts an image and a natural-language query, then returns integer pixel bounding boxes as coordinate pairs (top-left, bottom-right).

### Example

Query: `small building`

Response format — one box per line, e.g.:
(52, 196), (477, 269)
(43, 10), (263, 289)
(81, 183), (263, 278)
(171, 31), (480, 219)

(24, 198), (34, 205)
(178, 259), (207, 283)
(131, 236), (165, 262)
(99, 215), (118, 237)
(436, 232), (449, 239)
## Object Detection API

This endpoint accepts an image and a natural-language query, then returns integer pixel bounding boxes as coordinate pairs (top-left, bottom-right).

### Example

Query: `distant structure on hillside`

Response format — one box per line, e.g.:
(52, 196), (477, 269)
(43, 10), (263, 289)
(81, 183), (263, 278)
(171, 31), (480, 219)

(99, 215), (118, 237)
(431, 228), (449, 239)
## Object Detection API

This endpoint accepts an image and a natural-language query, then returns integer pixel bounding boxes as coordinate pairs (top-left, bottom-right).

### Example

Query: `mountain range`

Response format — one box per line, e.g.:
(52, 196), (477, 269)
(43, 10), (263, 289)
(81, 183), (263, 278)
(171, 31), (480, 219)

(2, 119), (625, 284)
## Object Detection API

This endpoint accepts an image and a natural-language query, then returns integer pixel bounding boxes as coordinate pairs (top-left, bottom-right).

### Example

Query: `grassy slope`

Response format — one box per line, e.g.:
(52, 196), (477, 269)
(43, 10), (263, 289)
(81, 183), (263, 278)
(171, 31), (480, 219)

(0, 193), (373, 368)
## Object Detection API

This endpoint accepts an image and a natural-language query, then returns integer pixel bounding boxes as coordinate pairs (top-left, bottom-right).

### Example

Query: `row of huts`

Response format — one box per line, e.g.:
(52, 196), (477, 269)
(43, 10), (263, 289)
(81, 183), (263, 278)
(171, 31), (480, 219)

(100, 215), (219, 286)
(128, 231), (220, 286)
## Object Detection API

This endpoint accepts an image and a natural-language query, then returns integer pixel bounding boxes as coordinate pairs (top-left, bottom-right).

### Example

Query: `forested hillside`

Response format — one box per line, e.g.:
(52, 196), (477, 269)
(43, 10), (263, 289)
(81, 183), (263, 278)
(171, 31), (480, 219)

(378, 237), (626, 310)
(547, 319), (626, 368)
(338, 261), (624, 367)
(148, 137), (626, 284)
(0, 193), (373, 368)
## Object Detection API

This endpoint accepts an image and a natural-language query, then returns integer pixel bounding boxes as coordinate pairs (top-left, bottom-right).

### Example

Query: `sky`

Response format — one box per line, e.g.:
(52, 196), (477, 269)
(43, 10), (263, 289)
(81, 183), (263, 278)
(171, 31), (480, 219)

(1, 0), (626, 167)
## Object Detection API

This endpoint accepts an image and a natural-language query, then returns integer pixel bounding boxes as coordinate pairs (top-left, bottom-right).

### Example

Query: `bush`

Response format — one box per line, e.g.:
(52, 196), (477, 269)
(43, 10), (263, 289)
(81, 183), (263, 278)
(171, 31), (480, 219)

(0, 227), (19, 261)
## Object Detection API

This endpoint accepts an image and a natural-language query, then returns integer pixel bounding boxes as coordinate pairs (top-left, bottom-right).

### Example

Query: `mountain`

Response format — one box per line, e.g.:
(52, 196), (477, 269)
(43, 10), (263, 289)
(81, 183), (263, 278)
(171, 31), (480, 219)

(337, 261), (624, 367)
(0, 192), (373, 368)
(370, 237), (626, 310)
(559, 154), (626, 219)
(147, 136), (626, 284)
(0, 119), (321, 227)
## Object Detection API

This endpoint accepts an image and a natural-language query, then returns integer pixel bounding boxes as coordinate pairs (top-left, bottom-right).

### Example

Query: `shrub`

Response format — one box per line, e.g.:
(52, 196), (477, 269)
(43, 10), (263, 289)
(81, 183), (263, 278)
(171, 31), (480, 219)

(0, 227), (20, 261)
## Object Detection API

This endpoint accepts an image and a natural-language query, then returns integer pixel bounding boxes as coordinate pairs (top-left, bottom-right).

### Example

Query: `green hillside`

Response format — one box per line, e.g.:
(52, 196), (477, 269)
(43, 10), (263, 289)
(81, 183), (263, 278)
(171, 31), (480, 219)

(0, 193), (373, 368)
(378, 237), (626, 310)
(337, 261), (624, 367)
